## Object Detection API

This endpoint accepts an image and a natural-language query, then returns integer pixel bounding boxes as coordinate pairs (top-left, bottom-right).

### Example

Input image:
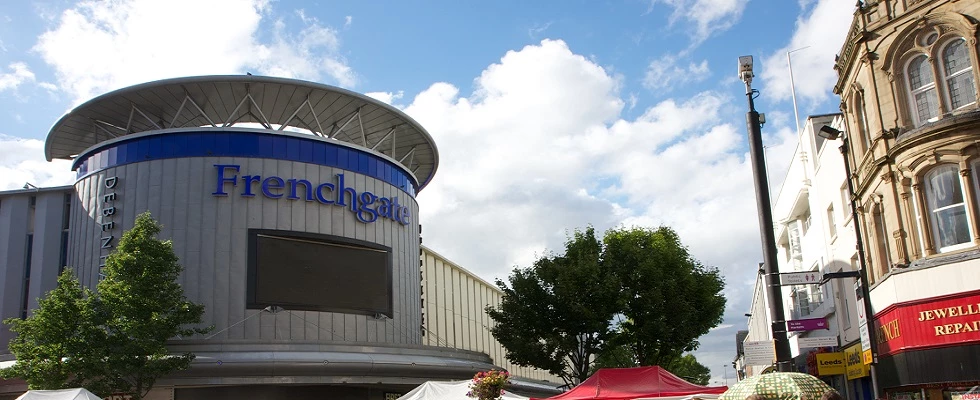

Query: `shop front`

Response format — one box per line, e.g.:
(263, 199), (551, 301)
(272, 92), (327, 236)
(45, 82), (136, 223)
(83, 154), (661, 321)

(873, 290), (980, 400)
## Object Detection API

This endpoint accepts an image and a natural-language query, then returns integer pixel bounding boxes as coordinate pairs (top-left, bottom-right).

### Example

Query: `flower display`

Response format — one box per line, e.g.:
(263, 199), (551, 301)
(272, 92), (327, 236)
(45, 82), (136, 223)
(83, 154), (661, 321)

(466, 369), (511, 400)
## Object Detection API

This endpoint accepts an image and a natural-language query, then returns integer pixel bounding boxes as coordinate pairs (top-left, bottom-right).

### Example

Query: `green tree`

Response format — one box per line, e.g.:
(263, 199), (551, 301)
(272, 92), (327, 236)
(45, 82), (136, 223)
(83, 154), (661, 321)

(486, 227), (621, 386)
(488, 225), (727, 384)
(2, 212), (209, 399)
(96, 211), (211, 399)
(1, 270), (110, 393)
(665, 354), (712, 386)
(604, 226), (726, 367)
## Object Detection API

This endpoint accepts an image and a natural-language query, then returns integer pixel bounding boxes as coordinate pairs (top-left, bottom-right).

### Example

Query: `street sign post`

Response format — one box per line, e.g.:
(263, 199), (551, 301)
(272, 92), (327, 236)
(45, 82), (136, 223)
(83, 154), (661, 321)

(780, 271), (822, 285)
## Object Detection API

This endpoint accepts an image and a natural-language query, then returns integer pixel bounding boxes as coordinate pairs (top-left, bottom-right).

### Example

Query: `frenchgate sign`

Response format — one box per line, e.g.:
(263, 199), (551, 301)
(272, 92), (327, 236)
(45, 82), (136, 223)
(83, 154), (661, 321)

(212, 164), (411, 225)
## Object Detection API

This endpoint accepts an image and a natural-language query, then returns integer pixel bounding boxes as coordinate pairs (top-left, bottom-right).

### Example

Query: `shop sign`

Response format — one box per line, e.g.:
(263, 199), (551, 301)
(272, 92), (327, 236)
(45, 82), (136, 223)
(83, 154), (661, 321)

(787, 317), (828, 332)
(815, 352), (845, 376)
(843, 343), (868, 380)
(873, 291), (980, 357)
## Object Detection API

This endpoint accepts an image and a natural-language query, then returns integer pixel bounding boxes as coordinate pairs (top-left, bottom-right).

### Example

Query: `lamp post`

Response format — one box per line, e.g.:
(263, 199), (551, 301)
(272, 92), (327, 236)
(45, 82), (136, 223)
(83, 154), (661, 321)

(738, 55), (794, 372)
(816, 125), (881, 399)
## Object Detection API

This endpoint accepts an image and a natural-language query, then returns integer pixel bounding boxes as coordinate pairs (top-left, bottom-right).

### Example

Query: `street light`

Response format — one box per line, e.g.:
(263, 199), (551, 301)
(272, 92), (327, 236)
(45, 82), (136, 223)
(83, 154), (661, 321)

(738, 55), (793, 372)
(816, 125), (881, 399)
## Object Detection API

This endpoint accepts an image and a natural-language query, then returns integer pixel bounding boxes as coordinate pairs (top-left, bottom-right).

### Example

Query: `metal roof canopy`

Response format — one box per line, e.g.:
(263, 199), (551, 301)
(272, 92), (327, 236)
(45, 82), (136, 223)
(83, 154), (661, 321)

(45, 75), (439, 190)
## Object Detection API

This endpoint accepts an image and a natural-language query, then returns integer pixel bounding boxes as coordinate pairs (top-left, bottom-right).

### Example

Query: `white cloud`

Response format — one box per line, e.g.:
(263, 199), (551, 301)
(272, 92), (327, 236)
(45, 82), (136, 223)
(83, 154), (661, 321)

(643, 54), (710, 91)
(406, 39), (769, 286)
(654, 0), (748, 44)
(0, 135), (75, 190)
(760, 0), (856, 104)
(0, 62), (35, 91)
(33, 0), (356, 105)
(344, 15), (352, 28)
(398, 39), (806, 379)
(366, 91), (405, 105)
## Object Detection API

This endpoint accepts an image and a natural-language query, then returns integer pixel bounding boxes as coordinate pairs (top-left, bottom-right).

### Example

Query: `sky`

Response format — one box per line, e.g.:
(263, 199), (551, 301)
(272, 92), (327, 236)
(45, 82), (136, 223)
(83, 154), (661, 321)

(0, 0), (859, 387)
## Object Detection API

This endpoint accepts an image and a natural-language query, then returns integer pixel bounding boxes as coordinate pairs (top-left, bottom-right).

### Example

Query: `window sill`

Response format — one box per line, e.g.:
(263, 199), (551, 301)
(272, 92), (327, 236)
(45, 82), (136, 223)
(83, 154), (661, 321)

(895, 108), (980, 144)
(870, 245), (980, 290)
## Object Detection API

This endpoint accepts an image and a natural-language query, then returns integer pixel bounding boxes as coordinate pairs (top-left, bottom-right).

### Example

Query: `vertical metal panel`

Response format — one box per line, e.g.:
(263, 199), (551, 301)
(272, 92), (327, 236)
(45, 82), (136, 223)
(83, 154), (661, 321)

(28, 192), (68, 311)
(0, 194), (29, 346)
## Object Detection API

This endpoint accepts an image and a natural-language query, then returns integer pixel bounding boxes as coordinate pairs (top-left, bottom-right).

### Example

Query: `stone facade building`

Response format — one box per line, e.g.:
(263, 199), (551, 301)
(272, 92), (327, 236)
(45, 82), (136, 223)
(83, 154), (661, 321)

(833, 0), (980, 398)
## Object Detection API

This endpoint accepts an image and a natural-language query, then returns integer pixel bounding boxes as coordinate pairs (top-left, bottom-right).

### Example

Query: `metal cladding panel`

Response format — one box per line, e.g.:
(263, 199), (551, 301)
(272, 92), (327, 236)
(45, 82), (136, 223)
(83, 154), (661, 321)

(68, 155), (421, 346)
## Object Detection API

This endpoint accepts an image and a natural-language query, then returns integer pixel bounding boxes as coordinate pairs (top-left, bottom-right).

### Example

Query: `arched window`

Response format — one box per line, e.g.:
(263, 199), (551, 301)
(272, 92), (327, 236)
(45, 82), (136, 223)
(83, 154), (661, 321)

(924, 164), (972, 251)
(906, 54), (940, 126)
(853, 91), (872, 152)
(941, 38), (976, 111)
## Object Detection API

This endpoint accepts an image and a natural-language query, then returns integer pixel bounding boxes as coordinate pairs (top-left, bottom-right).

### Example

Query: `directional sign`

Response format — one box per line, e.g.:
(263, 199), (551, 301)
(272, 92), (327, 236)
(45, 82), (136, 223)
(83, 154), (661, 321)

(780, 271), (822, 285)
(798, 336), (839, 348)
(743, 340), (775, 366)
(787, 317), (829, 332)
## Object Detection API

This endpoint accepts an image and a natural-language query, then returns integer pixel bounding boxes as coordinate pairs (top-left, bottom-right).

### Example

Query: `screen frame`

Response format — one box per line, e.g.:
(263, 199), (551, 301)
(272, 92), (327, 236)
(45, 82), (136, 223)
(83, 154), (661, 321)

(246, 229), (394, 317)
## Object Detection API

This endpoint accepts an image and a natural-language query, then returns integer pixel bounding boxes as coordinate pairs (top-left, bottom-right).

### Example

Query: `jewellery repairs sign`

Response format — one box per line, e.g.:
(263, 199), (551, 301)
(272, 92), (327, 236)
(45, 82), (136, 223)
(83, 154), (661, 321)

(872, 290), (980, 356)
(787, 317), (828, 332)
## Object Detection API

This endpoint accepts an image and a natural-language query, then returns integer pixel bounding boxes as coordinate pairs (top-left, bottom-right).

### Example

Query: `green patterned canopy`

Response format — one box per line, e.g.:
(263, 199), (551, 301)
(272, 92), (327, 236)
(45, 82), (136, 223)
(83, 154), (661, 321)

(719, 372), (836, 400)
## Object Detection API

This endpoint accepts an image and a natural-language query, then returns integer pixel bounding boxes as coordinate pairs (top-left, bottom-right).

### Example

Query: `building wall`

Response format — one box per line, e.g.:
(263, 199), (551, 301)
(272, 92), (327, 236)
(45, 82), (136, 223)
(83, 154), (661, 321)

(420, 247), (561, 383)
(770, 115), (861, 363)
(833, 0), (980, 392)
(67, 129), (422, 345)
(0, 187), (72, 348)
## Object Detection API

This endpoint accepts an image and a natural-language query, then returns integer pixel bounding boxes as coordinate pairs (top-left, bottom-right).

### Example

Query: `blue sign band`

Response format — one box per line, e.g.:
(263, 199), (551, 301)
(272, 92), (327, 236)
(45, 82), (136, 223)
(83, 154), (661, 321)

(72, 130), (418, 197)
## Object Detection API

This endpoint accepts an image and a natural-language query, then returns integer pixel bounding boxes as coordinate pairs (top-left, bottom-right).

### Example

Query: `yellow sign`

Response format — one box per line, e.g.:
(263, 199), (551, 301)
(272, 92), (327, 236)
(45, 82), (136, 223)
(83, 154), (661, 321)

(844, 343), (869, 380)
(862, 349), (873, 365)
(815, 352), (845, 376)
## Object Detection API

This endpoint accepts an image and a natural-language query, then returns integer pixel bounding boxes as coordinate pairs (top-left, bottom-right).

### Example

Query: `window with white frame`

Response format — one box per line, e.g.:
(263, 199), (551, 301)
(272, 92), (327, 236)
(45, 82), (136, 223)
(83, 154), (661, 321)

(972, 159), (980, 219)
(941, 38), (976, 111)
(903, 33), (978, 128)
(906, 54), (940, 126)
(841, 184), (852, 219)
(924, 164), (972, 251)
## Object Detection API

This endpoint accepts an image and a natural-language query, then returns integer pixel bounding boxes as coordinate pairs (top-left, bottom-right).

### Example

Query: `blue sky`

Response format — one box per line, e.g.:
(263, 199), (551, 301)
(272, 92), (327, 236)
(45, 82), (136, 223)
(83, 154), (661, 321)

(0, 0), (859, 386)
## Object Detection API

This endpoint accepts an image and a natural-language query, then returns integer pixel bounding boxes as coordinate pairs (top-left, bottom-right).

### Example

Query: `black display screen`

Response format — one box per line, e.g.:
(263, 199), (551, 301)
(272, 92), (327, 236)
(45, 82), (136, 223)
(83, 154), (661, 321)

(247, 230), (392, 317)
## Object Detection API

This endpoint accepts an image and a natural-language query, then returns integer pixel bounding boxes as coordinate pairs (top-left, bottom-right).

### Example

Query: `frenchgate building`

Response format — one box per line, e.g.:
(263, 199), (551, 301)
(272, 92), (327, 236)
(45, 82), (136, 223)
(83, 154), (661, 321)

(0, 76), (559, 400)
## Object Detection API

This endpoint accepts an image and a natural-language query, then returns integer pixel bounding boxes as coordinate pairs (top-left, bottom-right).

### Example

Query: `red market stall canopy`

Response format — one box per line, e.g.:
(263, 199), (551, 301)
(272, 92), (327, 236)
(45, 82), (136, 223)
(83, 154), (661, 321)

(534, 366), (728, 400)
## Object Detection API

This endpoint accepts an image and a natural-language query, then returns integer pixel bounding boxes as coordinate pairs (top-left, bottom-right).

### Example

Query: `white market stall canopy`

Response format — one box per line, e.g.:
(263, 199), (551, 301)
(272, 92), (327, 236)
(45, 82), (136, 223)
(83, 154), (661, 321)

(16, 388), (103, 400)
(397, 380), (530, 400)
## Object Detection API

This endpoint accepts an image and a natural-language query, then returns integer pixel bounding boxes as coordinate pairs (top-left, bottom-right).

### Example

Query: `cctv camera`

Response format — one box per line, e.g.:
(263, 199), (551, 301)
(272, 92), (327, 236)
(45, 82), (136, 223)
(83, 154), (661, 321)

(738, 55), (754, 81)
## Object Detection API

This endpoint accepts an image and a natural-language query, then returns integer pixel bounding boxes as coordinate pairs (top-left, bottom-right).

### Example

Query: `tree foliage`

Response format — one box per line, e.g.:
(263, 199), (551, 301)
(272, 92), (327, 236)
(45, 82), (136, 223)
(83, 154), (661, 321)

(486, 227), (620, 386)
(96, 212), (211, 399)
(604, 226), (726, 367)
(665, 354), (712, 386)
(2, 212), (209, 399)
(1, 270), (110, 394)
(488, 225), (726, 384)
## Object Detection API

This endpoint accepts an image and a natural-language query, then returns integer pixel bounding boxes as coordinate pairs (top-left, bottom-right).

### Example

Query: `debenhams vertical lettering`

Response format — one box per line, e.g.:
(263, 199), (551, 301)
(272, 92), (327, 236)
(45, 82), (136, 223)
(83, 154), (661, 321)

(98, 176), (119, 280)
